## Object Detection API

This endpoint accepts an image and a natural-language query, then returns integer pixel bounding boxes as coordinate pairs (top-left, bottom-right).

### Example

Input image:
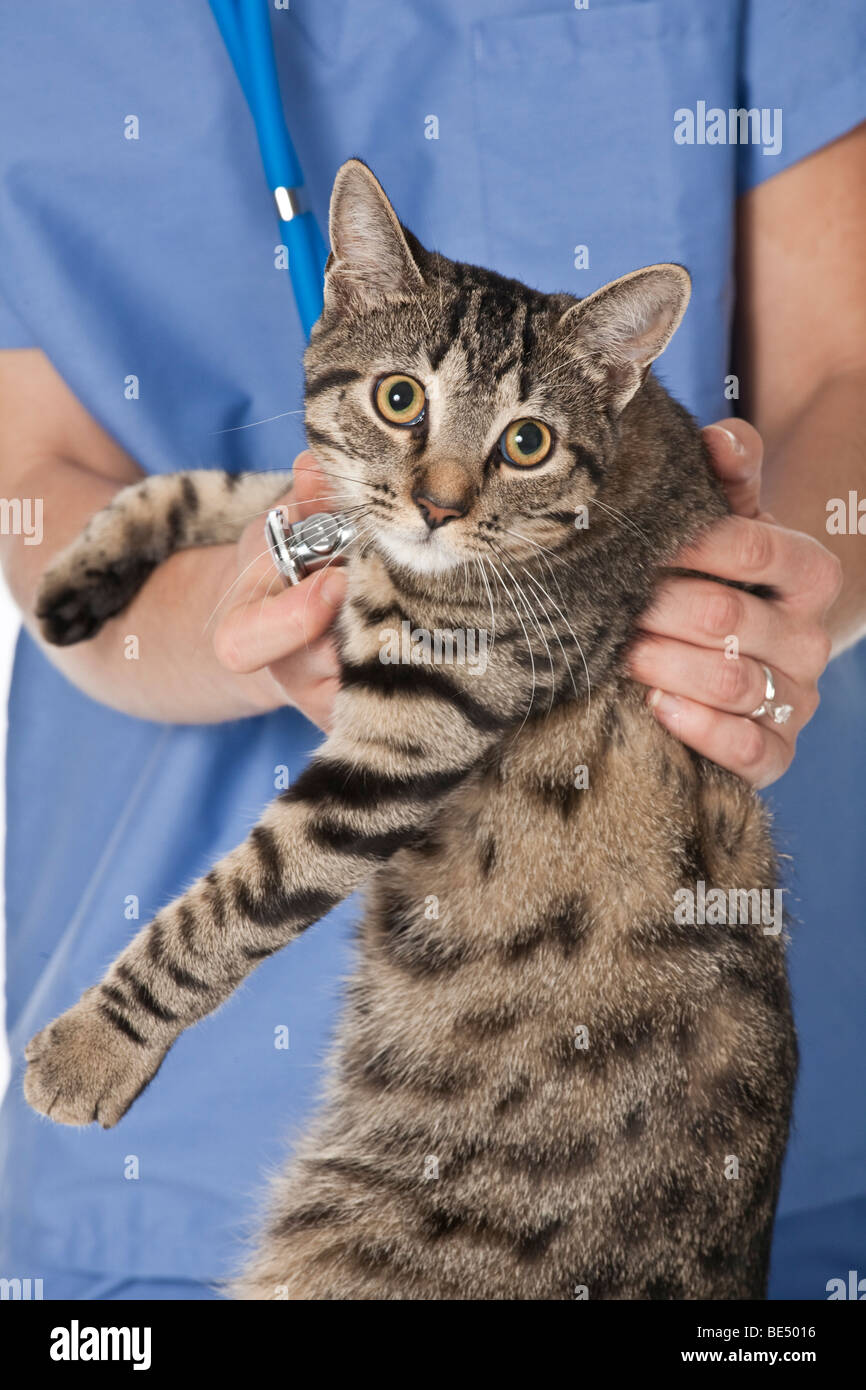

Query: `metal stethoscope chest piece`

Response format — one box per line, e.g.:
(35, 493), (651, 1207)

(266, 508), (357, 585)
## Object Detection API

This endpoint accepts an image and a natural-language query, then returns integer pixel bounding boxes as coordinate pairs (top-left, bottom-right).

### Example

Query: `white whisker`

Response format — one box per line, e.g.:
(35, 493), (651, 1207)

(490, 543), (557, 716)
(476, 555), (499, 653)
(590, 496), (652, 548)
(484, 555), (537, 734)
(210, 409), (305, 435)
(523, 566), (591, 715)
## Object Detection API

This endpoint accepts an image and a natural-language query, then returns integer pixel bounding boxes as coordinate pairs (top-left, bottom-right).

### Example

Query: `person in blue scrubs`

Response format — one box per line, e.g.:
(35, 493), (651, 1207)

(0, 1), (863, 1301)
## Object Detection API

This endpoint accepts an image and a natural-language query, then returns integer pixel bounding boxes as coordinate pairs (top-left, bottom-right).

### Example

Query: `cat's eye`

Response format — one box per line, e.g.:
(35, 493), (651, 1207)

(374, 374), (426, 427)
(499, 418), (553, 469)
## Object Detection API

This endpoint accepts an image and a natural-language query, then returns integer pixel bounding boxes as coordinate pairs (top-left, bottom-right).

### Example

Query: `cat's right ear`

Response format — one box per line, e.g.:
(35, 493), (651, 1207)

(323, 159), (426, 318)
(558, 265), (691, 414)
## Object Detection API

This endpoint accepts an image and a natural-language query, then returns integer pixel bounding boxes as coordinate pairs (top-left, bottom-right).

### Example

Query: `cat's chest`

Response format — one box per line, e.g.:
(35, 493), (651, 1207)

(376, 691), (700, 948)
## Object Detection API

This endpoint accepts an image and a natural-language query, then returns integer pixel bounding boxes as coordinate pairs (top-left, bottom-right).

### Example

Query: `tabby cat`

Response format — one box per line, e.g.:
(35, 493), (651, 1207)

(23, 159), (796, 1300)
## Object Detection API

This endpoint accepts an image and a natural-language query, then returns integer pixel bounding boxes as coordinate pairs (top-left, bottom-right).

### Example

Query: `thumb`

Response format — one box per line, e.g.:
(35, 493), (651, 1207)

(702, 420), (764, 518)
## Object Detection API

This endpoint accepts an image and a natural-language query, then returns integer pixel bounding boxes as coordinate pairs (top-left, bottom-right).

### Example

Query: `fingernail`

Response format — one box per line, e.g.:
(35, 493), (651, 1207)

(707, 425), (745, 456)
(321, 572), (346, 606)
(647, 688), (682, 722)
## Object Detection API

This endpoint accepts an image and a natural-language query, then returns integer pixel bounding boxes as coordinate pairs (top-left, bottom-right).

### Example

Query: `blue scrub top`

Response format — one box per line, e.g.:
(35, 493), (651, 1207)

(0, 1), (863, 1298)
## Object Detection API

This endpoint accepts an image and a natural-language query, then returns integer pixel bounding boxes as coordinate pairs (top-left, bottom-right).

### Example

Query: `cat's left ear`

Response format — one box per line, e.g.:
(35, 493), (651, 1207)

(323, 159), (426, 318)
(558, 265), (691, 413)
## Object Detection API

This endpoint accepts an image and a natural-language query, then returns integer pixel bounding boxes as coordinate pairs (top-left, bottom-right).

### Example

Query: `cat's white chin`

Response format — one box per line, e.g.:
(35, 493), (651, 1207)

(375, 529), (463, 576)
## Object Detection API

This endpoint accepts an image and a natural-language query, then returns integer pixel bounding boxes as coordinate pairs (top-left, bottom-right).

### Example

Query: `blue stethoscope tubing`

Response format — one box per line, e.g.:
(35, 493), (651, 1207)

(209, 0), (327, 337)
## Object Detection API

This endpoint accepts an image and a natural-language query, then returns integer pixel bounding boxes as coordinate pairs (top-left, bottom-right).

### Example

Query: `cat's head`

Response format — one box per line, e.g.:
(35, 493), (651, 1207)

(305, 159), (707, 598)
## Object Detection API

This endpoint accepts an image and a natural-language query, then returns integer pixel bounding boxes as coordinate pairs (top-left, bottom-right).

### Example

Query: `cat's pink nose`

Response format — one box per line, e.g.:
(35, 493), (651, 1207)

(413, 492), (467, 530)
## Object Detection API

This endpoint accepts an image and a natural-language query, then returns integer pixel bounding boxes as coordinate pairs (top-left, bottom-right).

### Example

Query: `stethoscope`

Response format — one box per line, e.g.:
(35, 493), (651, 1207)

(209, 0), (357, 581)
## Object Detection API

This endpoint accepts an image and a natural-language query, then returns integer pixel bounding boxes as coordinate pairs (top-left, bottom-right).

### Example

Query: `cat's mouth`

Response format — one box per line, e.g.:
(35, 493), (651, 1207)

(375, 523), (464, 575)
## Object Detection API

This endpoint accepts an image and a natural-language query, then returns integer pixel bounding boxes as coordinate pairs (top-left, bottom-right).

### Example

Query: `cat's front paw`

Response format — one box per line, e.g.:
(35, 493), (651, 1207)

(35, 550), (157, 646)
(23, 995), (167, 1128)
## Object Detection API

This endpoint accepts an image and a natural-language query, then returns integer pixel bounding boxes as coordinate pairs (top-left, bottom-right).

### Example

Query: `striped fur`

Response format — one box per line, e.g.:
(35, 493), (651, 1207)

(35, 469), (290, 645)
(24, 161), (795, 1299)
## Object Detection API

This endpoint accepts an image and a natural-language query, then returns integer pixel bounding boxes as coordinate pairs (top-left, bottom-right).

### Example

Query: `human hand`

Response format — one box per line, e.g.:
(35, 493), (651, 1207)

(213, 452), (346, 731)
(627, 420), (842, 788)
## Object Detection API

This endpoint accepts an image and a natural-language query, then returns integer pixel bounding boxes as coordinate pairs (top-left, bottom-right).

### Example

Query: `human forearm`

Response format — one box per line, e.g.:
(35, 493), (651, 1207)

(759, 367), (866, 654)
(732, 124), (866, 656)
(1, 453), (279, 722)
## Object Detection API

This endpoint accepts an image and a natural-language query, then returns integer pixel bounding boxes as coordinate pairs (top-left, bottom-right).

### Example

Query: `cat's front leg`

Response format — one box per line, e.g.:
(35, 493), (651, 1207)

(22, 795), (352, 1128)
(36, 469), (290, 645)
(23, 636), (511, 1126)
